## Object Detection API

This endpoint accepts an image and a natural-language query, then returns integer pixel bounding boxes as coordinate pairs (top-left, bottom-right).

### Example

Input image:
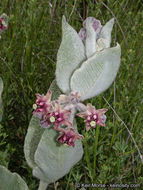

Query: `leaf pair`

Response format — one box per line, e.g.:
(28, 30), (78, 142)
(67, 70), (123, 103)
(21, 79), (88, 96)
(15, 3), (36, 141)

(56, 16), (121, 100)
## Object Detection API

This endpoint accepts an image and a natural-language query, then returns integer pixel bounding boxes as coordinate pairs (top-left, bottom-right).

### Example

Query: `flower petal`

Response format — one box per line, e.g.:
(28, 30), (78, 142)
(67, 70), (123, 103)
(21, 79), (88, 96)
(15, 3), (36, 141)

(62, 120), (72, 127)
(87, 103), (95, 114)
(59, 94), (69, 104)
(45, 90), (52, 103)
(86, 125), (91, 131)
(76, 112), (87, 118)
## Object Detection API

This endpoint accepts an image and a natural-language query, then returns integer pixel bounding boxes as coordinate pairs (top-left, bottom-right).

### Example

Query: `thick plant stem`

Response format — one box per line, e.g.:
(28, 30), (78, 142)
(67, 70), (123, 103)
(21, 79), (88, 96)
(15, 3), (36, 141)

(70, 106), (76, 125)
(77, 103), (86, 112)
(38, 181), (48, 190)
(64, 104), (76, 126)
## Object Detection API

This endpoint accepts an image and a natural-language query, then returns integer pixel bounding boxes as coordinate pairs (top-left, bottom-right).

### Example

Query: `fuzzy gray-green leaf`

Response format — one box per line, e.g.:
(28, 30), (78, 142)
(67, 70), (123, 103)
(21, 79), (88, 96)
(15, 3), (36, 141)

(24, 80), (61, 169)
(33, 121), (83, 184)
(100, 18), (114, 48)
(24, 116), (45, 169)
(71, 44), (121, 100)
(0, 165), (29, 190)
(0, 77), (3, 122)
(48, 79), (61, 100)
(56, 16), (86, 93)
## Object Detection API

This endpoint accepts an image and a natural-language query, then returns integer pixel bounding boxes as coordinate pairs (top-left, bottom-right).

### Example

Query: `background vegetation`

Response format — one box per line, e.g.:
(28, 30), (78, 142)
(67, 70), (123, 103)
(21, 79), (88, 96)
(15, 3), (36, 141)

(0, 0), (143, 189)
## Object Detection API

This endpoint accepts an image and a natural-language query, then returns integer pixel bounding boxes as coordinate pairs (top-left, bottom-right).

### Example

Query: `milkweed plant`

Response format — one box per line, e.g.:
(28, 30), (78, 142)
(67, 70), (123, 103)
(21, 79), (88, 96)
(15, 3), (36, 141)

(0, 14), (121, 190)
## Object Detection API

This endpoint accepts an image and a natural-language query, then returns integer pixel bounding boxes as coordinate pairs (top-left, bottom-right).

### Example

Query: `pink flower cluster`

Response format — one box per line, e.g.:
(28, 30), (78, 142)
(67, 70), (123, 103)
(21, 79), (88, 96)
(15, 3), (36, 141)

(33, 90), (107, 147)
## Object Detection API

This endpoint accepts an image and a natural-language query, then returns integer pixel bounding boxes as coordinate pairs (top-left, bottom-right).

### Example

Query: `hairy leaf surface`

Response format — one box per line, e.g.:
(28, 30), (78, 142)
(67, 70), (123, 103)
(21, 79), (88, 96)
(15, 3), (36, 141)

(71, 44), (121, 100)
(0, 165), (29, 190)
(56, 16), (86, 93)
(24, 80), (61, 168)
(33, 121), (83, 184)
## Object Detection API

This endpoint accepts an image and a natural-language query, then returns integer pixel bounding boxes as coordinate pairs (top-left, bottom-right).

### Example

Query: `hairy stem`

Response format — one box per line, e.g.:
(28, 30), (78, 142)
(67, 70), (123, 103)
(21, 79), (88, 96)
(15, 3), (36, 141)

(69, 106), (76, 125)
(38, 181), (48, 190)
(76, 102), (87, 112)
(64, 103), (76, 126)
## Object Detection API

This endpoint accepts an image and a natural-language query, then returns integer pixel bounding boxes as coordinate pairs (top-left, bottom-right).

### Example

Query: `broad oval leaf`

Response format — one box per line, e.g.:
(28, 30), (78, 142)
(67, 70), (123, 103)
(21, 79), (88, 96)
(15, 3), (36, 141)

(70, 44), (121, 100)
(24, 80), (61, 169)
(0, 165), (29, 190)
(0, 77), (3, 121)
(33, 120), (83, 184)
(56, 16), (86, 93)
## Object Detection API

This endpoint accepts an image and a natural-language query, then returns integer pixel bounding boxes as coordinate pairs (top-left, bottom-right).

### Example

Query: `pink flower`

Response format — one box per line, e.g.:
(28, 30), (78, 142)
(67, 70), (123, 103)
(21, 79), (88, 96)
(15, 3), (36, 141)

(0, 18), (6, 31)
(57, 128), (83, 147)
(78, 17), (102, 41)
(77, 103), (107, 131)
(40, 101), (72, 128)
(33, 90), (52, 119)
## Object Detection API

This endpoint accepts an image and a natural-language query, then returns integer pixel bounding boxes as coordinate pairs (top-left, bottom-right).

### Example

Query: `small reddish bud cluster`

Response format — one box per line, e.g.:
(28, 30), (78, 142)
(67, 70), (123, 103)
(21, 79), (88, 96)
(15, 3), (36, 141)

(78, 17), (102, 42)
